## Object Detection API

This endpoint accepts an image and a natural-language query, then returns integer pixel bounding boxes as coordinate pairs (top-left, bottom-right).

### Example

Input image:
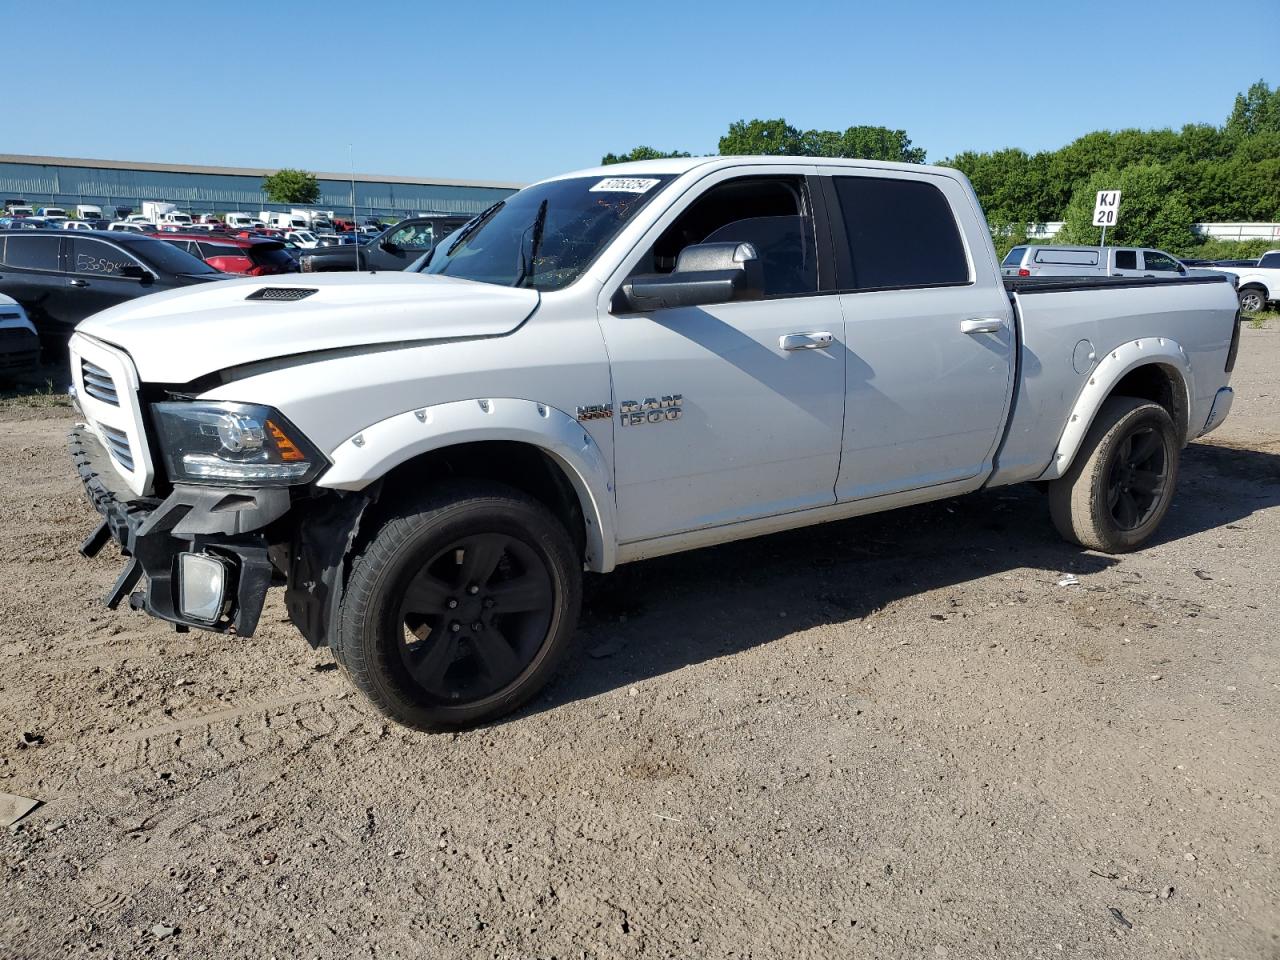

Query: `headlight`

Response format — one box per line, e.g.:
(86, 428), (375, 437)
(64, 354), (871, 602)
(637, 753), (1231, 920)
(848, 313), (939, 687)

(152, 401), (326, 486)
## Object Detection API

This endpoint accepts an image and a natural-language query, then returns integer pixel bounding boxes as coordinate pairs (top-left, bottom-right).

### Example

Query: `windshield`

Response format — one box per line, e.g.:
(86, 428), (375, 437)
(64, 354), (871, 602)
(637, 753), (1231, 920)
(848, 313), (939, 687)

(422, 174), (674, 290)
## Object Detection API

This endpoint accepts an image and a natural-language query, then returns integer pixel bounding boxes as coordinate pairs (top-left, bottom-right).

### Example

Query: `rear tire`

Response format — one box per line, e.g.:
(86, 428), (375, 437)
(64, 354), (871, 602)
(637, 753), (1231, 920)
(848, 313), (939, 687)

(335, 482), (581, 730)
(1048, 397), (1179, 553)
(1238, 286), (1267, 314)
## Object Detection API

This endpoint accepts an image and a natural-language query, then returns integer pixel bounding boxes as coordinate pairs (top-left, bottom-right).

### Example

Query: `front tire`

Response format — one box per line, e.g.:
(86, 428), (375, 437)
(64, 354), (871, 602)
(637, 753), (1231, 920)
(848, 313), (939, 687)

(335, 483), (582, 730)
(1048, 397), (1179, 553)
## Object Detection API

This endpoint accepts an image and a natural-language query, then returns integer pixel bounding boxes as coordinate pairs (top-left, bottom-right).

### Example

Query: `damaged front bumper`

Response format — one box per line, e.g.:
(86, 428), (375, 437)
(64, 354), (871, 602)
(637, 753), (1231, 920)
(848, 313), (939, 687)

(71, 426), (285, 635)
(71, 426), (374, 645)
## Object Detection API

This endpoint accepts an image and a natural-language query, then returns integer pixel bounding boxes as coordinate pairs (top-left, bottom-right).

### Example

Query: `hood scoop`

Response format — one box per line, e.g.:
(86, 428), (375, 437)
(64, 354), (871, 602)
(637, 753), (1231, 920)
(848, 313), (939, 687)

(246, 287), (317, 302)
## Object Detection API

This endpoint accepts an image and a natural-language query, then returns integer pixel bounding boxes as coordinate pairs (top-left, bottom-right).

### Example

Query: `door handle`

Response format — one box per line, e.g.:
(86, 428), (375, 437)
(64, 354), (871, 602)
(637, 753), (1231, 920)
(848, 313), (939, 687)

(780, 331), (834, 351)
(68, 278), (88, 287)
(959, 317), (1004, 335)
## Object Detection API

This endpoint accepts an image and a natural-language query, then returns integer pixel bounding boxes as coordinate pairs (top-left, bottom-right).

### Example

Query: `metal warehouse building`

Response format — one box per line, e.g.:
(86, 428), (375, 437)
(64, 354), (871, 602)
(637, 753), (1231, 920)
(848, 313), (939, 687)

(0, 154), (521, 220)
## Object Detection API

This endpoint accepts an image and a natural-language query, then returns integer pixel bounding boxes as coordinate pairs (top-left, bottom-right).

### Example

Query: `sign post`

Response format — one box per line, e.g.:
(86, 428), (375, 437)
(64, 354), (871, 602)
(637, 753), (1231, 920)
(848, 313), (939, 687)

(1093, 190), (1121, 247)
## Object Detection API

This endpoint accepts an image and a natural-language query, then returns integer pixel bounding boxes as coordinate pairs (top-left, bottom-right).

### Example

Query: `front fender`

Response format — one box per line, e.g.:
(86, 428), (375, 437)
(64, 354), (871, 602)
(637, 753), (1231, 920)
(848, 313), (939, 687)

(1038, 337), (1193, 481)
(316, 398), (617, 572)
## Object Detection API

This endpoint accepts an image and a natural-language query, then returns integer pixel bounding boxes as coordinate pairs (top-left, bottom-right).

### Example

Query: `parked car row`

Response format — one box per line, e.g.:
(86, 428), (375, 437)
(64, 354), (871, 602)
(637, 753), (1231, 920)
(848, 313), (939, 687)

(1001, 244), (1278, 312)
(0, 293), (40, 382)
(2, 201), (391, 247)
(298, 215), (469, 272)
(0, 230), (231, 358)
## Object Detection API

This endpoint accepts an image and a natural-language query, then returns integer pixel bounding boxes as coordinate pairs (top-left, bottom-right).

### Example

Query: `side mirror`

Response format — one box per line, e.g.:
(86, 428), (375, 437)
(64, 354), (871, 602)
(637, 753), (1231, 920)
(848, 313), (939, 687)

(379, 238), (399, 252)
(120, 264), (154, 283)
(615, 242), (765, 312)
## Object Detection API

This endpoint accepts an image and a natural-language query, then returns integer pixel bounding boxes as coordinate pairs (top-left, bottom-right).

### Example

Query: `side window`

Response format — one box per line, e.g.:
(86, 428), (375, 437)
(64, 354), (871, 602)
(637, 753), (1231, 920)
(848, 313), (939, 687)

(1114, 250), (1137, 270)
(387, 222), (435, 251)
(832, 176), (968, 289)
(1, 235), (61, 270)
(640, 176), (817, 297)
(1142, 250), (1182, 273)
(70, 238), (143, 276)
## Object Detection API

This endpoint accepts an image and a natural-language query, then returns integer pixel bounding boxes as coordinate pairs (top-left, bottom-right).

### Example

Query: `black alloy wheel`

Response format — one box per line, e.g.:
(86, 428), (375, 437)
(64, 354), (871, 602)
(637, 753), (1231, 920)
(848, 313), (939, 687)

(1048, 396), (1180, 553)
(1105, 425), (1170, 531)
(399, 533), (555, 703)
(335, 483), (582, 730)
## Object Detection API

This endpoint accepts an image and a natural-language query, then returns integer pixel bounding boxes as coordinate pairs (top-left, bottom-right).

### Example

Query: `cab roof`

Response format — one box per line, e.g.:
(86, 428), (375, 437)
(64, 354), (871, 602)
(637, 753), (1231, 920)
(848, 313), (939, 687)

(539, 155), (966, 184)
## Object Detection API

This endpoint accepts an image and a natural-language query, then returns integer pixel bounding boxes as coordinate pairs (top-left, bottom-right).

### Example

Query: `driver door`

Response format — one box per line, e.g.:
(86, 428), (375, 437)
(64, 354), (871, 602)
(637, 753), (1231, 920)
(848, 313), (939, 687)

(599, 169), (845, 544)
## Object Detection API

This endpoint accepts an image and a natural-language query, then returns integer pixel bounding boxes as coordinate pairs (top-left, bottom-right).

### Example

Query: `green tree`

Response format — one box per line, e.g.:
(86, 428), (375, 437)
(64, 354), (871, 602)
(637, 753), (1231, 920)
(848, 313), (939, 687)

(943, 80), (1280, 229)
(1057, 165), (1197, 253)
(719, 118), (926, 162)
(600, 146), (691, 165)
(261, 168), (320, 204)
(800, 125), (925, 163)
(718, 118), (803, 156)
(1225, 79), (1280, 138)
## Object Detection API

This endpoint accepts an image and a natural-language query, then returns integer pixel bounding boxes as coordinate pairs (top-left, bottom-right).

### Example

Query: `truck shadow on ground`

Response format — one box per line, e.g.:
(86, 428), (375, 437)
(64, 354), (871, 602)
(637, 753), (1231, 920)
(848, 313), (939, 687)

(522, 440), (1280, 720)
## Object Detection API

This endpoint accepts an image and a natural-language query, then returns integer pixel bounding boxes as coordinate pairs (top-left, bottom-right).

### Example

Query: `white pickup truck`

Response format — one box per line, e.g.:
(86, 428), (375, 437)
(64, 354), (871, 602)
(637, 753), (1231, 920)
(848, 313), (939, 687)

(1213, 250), (1280, 313)
(66, 157), (1240, 729)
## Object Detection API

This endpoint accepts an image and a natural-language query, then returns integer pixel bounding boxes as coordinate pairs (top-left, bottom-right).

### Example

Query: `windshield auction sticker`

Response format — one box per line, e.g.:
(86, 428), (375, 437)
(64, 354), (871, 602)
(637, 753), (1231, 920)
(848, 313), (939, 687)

(590, 177), (661, 194)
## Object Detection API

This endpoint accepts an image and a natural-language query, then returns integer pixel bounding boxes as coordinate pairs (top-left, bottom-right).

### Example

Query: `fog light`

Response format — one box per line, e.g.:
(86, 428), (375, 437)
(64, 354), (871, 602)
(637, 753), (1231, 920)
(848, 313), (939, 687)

(179, 552), (227, 623)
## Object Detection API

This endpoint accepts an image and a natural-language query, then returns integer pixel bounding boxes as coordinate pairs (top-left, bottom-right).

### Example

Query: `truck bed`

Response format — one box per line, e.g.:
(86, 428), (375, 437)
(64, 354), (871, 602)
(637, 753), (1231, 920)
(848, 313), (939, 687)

(1003, 274), (1232, 294)
(989, 271), (1239, 488)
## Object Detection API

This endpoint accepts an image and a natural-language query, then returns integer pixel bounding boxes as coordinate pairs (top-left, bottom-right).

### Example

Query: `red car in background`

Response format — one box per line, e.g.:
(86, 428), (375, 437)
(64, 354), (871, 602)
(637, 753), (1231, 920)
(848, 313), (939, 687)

(156, 233), (297, 275)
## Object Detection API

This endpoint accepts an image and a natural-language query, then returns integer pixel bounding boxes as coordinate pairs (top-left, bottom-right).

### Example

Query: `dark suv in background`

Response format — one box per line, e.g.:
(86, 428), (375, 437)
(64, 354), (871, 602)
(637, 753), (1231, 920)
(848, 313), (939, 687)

(298, 215), (469, 272)
(0, 230), (230, 357)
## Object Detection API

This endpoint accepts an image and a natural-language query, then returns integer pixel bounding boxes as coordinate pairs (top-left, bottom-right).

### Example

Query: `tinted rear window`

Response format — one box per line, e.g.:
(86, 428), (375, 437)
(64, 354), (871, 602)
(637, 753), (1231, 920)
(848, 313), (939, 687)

(1001, 246), (1027, 267)
(1259, 252), (1280, 269)
(1, 235), (60, 270)
(132, 238), (219, 275)
(832, 176), (968, 289)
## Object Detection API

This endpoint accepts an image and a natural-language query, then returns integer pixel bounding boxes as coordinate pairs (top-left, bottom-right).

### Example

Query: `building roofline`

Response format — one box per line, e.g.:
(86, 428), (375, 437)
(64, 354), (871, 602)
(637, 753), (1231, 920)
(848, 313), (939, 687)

(0, 154), (525, 191)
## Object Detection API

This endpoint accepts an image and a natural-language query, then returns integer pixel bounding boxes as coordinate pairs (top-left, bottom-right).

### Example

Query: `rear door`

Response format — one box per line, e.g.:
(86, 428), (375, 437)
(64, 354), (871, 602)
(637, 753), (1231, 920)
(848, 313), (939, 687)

(823, 171), (1015, 501)
(1110, 249), (1140, 277)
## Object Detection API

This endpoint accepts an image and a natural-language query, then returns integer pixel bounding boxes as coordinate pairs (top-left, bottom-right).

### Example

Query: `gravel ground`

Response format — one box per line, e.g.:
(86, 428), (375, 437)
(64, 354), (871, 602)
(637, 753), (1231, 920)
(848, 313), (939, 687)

(1, 328), (1277, 959)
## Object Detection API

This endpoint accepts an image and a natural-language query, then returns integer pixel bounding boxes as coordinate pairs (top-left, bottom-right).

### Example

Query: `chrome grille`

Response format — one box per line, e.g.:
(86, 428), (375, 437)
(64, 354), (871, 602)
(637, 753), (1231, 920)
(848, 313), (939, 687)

(81, 358), (119, 406)
(99, 424), (134, 471)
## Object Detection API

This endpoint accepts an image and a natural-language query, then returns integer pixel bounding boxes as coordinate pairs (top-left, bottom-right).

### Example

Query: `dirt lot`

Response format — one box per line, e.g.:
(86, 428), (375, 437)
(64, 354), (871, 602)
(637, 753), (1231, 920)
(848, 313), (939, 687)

(1, 329), (1277, 960)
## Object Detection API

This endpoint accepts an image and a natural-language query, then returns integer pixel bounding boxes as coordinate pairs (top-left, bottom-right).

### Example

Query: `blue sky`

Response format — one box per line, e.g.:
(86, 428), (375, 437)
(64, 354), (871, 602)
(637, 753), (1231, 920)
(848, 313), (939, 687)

(5, 0), (1273, 183)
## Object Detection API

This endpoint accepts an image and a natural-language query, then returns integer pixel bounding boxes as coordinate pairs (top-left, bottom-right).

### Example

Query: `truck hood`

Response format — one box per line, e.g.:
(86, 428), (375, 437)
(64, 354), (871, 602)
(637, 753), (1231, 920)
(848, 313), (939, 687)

(75, 272), (540, 383)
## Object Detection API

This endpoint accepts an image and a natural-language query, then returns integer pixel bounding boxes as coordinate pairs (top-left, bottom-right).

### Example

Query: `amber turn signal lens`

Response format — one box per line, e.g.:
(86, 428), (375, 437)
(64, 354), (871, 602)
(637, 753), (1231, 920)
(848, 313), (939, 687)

(266, 420), (306, 461)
